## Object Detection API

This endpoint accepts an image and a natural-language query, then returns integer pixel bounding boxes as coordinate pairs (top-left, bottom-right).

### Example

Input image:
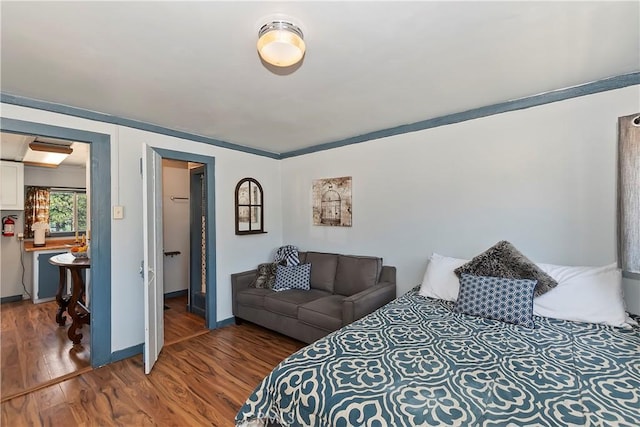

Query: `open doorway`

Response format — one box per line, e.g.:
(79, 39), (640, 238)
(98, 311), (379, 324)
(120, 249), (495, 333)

(2, 118), (112, 374)
(161, 159), (208, 345)
(142, 146), (216, 373)
(0, 132), (94, 400)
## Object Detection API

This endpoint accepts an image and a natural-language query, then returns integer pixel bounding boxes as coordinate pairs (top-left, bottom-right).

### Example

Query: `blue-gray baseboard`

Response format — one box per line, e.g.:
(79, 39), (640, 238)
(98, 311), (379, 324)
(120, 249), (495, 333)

(107, 317), (235, 365)
(164, 289), (188, 299)
(1, 294), (24, 304)
(109, 343), (144, 365)
(216, 317), (235, 328)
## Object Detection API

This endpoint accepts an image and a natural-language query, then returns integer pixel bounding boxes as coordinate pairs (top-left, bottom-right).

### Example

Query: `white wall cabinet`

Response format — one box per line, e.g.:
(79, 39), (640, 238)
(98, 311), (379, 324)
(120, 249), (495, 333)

(0, 160), (25, 210)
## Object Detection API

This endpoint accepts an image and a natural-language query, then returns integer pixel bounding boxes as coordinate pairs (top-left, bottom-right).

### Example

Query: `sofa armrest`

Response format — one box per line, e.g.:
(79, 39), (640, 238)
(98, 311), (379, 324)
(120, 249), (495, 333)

(379, 265), (396, 285)
(231, 269), (256, 315)
(342, 281), (396, 325)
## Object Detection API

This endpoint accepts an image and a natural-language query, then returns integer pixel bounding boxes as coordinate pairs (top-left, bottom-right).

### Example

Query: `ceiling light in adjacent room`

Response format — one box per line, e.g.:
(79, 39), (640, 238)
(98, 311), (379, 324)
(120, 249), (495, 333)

(257, 20), (305, 67)
(23, 141), (73, 167)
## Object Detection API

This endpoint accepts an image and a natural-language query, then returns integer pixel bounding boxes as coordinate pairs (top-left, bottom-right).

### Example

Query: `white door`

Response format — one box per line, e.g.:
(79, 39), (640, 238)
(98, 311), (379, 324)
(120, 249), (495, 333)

(142, 144), (164, 374)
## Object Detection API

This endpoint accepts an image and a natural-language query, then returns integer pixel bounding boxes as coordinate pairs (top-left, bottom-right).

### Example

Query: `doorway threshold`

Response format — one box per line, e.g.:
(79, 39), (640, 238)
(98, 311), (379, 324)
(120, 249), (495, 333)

(164, 329), (210, 348)
(0, 366), (93, 404)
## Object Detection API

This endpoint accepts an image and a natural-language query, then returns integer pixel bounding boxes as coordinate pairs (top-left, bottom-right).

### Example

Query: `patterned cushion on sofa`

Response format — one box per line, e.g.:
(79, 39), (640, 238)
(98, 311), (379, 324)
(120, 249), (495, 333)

(273, 264), (312, 292)
(453, 273), (537, 328)
(275, 245), (300, 266)
(250, 262), (279, 289)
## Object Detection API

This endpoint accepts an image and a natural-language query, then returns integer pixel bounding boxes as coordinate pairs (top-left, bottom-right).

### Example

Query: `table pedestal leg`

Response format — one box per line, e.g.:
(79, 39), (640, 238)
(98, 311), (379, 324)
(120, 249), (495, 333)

(55, 266), (69, 326)
(67, 268), (89, 345)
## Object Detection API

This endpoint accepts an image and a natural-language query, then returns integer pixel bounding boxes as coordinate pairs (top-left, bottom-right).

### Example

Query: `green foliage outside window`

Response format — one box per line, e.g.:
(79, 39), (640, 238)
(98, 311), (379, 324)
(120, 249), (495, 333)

(49, 190), (87, 234)
(77, 193), (87, 231)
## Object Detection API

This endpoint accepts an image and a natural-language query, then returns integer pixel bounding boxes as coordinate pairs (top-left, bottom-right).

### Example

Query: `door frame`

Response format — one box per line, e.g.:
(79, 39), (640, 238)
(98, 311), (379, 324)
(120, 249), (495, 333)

(151, 148), (217, 329)
(1, 117), (112, 367)
(189, 165), (206, 317)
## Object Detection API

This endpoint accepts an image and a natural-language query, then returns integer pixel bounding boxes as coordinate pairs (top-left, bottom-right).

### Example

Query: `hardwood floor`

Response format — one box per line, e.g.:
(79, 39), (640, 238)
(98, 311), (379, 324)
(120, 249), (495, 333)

(1, 322), (305, 426)
(0, 299), (91, 400)
(0, 294), (214, 401)
(163, 295), (208, 345)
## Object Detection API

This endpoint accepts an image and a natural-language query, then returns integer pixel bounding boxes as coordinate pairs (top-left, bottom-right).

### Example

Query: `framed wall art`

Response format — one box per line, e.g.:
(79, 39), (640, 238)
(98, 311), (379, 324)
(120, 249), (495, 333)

(312, 176), (352, 227)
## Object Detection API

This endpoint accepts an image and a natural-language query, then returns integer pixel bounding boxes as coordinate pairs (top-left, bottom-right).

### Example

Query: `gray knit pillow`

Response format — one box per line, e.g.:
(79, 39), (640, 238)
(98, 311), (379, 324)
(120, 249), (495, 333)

(250, 262), (278, 289)
(454, 241), (557, 297)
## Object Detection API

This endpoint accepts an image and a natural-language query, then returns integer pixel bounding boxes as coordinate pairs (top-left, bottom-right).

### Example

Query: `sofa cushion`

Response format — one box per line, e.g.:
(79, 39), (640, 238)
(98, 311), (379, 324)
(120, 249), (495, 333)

(305, 252), (339, 293)
(298, 295), (345, 332)
(236, 288), (274, 309)
(264, 289), (331, 318)
(334, 255), (382, 296)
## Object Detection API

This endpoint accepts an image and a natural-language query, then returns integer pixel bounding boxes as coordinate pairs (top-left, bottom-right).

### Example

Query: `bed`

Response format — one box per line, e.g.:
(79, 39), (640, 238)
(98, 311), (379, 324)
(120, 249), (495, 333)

(235, 289), (640, 426)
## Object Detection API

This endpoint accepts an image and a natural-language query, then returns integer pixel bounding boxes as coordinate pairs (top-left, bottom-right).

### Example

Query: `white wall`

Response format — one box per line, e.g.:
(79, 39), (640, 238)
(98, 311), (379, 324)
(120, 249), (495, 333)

(1, 103), (283, 353)
(0, 210), (25, 299)
(2, 83), (638, 357)
(1, 164), (86, 299)
(161, 159), (190, 295)
(281, 86), (640, 314)
(25, 164), (86, 187)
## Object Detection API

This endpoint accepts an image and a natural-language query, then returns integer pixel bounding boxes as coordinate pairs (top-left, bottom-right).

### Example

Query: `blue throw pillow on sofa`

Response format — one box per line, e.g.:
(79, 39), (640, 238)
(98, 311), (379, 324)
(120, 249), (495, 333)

(453, 273), (537, 328)
(273, 264), (311, 292)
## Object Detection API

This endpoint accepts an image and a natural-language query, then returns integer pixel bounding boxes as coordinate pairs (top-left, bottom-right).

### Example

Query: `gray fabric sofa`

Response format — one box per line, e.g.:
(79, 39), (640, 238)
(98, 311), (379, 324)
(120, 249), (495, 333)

(231, 251), (397, 344)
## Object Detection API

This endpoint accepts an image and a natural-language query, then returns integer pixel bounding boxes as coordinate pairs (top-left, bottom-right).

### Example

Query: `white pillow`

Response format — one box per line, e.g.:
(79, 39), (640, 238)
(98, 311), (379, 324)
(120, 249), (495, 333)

(419, 253), (468, 302)
(534, 262), (637, 328)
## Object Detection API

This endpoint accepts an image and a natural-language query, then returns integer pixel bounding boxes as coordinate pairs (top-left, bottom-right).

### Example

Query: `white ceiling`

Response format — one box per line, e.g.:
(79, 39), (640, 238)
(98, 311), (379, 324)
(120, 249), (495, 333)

(1, 1), (638, 155)
(0, 132), (89, 167)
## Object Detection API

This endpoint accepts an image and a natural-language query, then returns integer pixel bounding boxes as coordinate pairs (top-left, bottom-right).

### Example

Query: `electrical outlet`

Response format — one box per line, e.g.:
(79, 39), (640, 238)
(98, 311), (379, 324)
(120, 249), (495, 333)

(17, 232), (24, 241)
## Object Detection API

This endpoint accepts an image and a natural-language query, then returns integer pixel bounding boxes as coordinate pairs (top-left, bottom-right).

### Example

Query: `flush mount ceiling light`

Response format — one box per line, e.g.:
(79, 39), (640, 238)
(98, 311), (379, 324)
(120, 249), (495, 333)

(23, 141), (73, 168)
(257, 20), (305, 67)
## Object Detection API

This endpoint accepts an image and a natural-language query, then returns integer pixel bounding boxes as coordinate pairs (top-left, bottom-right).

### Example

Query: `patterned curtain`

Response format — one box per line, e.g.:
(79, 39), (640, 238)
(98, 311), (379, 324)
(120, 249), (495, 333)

(24, 187), (50, 238)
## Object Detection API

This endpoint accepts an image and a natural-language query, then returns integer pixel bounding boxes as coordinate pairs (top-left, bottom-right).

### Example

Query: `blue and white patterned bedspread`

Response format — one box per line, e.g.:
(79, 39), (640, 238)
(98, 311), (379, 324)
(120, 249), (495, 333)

(236, 290), (640, 426)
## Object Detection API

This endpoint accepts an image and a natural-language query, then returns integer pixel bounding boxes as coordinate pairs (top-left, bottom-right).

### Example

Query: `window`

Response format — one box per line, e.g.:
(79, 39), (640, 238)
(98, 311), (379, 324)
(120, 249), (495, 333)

(235, 178), (265, 235)
(49, 188), (87, 235)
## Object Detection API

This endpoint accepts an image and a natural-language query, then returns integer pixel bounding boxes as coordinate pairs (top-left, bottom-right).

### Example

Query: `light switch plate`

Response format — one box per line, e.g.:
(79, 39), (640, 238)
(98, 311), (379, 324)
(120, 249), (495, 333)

(113, 205), (124, 219)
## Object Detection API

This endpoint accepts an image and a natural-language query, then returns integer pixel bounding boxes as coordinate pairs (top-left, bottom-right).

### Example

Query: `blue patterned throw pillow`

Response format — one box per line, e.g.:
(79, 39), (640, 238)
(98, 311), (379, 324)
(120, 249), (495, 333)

(272, 263), (311, 292)
(453, 273), (536, 328)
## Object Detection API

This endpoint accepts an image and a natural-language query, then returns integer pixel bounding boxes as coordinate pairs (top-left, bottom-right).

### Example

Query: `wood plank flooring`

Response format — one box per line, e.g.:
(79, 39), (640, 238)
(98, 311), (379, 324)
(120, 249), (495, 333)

(2, 322), (305, 426)
(2, 295), (305, 426)
(163, 295), (208, 345)
(0, 294), (205, 401)
(0, 299), (91, 399)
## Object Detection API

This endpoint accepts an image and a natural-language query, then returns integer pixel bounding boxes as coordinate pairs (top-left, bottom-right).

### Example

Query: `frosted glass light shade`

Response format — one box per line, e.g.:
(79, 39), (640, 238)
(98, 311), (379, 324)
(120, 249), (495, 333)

(257, 21), (305, 67)
(22, 142), (73, 167)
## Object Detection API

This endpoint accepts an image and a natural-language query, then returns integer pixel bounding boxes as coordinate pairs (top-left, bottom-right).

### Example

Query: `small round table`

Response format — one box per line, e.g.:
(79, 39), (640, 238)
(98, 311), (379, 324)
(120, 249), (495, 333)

(49, 253), (91, 345)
